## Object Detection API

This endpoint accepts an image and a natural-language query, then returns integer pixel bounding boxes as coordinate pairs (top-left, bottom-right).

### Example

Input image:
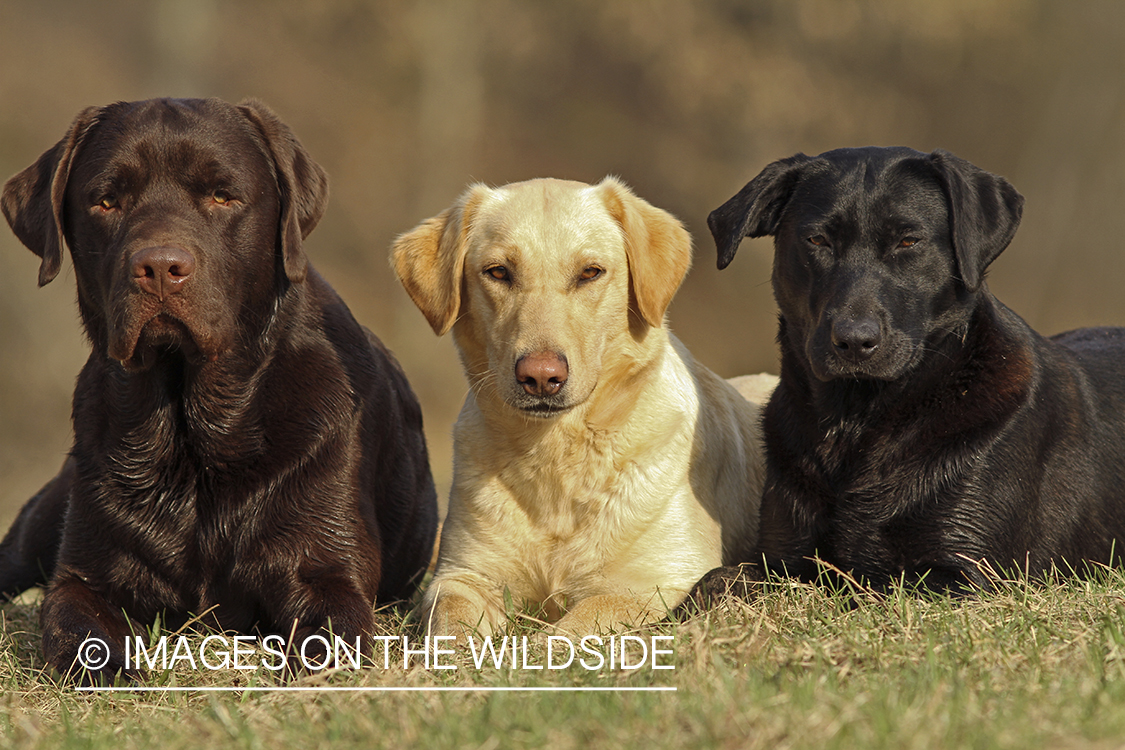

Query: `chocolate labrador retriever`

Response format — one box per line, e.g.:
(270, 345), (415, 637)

(0, 98), (438, 681)
(704, 146), (1125, 592)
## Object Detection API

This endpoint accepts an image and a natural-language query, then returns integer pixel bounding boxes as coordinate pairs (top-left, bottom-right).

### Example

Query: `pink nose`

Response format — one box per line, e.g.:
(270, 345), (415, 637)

(130, 246), (196, 300)
(515, 351), (569, 396)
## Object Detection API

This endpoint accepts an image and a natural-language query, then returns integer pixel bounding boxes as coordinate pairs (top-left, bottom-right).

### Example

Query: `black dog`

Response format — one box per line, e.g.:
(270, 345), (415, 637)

(0, 98), (438, 681)
(706, 146), (1125, 591)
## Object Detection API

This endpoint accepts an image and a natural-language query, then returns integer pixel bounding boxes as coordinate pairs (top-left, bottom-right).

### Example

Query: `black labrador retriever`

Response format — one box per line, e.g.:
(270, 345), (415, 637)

(0, 98), (438, 681)
(704, 146), (1125, 592)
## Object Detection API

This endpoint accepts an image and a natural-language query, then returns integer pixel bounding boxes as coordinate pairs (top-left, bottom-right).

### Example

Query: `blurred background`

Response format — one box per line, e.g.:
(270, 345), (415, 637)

(1, 0), (1122, 524)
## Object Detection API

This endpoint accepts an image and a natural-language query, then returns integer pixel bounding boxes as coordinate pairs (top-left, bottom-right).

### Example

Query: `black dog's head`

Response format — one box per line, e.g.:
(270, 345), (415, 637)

(1, 98), (328, 372)
(709, 147), (1024, 382)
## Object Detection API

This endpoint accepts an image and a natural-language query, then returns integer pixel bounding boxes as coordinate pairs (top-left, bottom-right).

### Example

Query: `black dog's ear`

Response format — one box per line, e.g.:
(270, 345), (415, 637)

(1, 107), (101, 286)
(928, 149), (1024, 292)
(708, 153), (813, 270)
(238, 99), (329, 284)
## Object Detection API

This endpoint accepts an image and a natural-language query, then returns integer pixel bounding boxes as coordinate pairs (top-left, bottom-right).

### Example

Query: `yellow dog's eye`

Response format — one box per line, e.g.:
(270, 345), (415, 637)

(485, 266), (510, 282)
(578, 266), (603, 282)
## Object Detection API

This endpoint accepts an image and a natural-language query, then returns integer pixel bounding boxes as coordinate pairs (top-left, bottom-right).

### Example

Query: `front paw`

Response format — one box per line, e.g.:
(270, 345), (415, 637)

(673, 563), (766, 617)
(43, 625), (138, 686)
(40, 575), (140, 685)
(415, 578), (506, 641)
(420, 595), (488, 640)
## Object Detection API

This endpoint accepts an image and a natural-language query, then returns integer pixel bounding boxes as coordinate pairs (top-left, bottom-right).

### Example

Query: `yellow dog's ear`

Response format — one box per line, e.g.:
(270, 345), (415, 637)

(599, 177), (692, 328)
(391, 186), (488, 336)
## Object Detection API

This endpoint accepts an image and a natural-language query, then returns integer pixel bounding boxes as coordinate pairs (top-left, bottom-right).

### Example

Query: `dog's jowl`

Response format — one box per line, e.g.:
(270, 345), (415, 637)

(709, 146), (1125, 590)
(0, 98), (438, 682)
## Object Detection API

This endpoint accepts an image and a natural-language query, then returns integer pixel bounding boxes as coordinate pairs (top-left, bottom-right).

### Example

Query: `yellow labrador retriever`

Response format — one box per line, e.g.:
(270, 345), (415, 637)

(392, 177), (775, 637)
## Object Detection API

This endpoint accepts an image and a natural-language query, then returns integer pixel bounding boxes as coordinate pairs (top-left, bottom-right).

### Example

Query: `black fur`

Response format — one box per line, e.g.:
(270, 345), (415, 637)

(707, 146), (1125, 592)
(0, 98), (438, 681)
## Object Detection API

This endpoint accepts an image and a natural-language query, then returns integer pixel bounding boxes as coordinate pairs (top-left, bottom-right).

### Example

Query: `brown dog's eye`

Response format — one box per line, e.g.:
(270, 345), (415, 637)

(578, 266), (603, 282)
(808, 235), (829, 247)
(98, 195), (119, 211)
(485, 266), (510, 282)
(212, 191), (233, 205)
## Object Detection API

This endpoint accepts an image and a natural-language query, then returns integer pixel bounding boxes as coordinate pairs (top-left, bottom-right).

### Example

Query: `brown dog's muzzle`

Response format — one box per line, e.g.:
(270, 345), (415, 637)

(130, 245), (196, 302)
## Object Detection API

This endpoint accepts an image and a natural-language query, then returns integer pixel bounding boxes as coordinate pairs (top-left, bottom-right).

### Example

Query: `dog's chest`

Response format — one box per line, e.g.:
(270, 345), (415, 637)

(500, 428), (632, 534)
(770, 401), (988, 576)
(471, 416), (688, 543)
(807, 411), (960, 513)
(483, 442), (682, 600)
(91, 421), (295, 619)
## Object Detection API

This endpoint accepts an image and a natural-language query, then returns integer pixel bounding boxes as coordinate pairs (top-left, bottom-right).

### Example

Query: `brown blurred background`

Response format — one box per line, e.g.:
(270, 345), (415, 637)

(1, 0), (1122, 524)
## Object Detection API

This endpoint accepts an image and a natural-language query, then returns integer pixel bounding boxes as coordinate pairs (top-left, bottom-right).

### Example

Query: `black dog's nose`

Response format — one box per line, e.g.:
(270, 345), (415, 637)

(131, 246), (196, 301)
(515, 351), (569, 396)
(831, 317), (882, 362)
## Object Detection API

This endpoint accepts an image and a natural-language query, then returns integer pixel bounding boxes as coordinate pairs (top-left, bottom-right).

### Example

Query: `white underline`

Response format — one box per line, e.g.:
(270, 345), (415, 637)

(77, 685), (677, 693)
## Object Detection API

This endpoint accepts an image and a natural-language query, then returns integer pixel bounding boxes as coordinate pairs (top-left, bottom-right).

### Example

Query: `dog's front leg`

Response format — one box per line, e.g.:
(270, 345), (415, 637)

(40, 571), (137, 685)
(279, 577), (377, 673)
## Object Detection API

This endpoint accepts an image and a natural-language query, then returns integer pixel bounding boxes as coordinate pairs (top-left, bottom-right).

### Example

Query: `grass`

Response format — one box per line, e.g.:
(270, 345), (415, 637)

(3, 567), (1125, 749)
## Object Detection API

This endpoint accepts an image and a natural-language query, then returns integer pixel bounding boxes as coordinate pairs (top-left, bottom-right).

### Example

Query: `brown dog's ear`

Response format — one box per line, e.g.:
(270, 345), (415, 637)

(600, 177), (692, 328)
(707, 153), (814, 270)
(928, 149), (1024, 292)
(391, 186), (488, 336)
(237, 99), (329, 284)
(2, 106), (101, 286)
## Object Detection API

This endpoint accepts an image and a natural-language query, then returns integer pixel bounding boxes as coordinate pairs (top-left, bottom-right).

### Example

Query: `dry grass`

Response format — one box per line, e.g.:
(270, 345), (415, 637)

(3, 567), (1125, 749)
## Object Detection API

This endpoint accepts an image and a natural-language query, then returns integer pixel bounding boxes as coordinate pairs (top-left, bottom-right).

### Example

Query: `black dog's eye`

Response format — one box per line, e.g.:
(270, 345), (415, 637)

(898, 237), (920, 248)
(484, 265), (511, 282)
(808, 234), (829, 248)
(578, 266), (603, 282)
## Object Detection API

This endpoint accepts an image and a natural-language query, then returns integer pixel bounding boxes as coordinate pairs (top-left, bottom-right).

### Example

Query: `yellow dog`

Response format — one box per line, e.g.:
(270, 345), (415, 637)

(393, 177), (775, 637)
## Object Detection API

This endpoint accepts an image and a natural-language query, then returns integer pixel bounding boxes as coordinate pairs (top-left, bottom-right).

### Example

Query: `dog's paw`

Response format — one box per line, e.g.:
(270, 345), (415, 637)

(46, 631), (140, 686)
(673, 563), (766, 618)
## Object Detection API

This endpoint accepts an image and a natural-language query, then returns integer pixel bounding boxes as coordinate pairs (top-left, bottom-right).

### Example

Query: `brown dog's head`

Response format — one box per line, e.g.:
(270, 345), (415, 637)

(708, 147), (1024, 382)
(1, 98), (328, 372)
(391, 177), (691, 417)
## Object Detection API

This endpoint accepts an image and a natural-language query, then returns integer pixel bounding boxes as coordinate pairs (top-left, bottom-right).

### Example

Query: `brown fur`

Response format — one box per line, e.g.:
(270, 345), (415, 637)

(0, 98), (438, 682)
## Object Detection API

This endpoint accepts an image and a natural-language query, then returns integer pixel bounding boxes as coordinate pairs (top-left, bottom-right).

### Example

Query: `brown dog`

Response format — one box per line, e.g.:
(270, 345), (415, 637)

(0, 98), (438, 681)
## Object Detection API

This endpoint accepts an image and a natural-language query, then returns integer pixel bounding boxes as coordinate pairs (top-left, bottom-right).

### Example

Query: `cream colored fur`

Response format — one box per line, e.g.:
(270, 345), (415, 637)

(392, 177), (776, 637)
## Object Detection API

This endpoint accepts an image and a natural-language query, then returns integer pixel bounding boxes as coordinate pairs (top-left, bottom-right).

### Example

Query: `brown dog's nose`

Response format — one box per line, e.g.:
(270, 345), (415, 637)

(515, 351), (569, 396)
(131, 246), (196, 301)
